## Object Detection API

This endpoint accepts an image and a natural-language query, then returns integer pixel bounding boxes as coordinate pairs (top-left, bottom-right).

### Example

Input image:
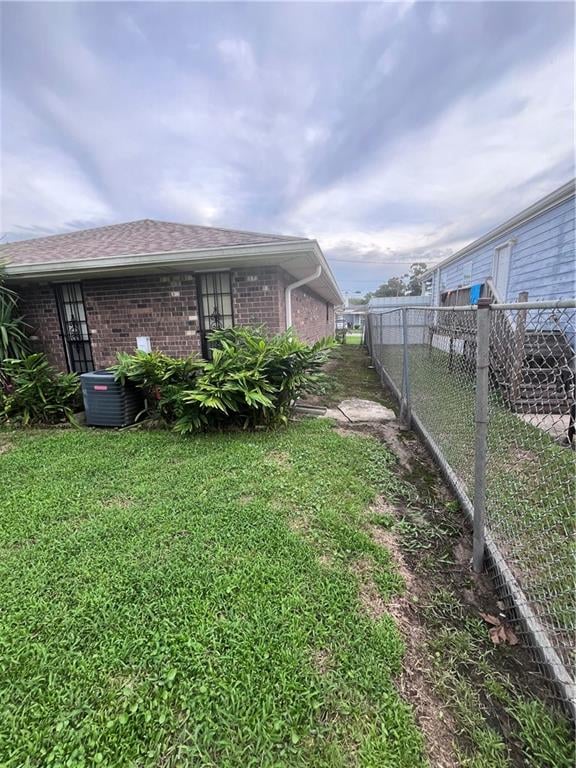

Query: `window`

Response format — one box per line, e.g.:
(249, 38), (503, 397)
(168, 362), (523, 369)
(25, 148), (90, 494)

(196, 272), (234, 358)
(54, 283), (94, 373)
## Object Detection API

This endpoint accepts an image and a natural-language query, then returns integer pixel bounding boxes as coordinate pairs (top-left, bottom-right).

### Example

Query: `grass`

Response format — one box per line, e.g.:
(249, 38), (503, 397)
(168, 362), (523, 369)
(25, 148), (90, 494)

(344, 333), (363, 346)
(0, 421), (424, 768)
(1, 345), (573, 767)
(375, 343), (575, 635)
(338, 347), (574, 766)
(323, 345), (395, 409)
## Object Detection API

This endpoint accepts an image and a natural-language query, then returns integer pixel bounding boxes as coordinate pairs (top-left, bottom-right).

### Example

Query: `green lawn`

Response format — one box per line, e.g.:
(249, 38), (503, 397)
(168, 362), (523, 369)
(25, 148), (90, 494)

(0, 421), (424, 768)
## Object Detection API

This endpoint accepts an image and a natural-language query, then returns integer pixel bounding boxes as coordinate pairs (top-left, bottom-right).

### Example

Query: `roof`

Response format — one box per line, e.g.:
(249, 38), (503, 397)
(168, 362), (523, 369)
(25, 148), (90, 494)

(421, 178), (576, 281)
(368, 295), (431, 309)
(1, 218), (344, 305)
(0, 218), (304, 267)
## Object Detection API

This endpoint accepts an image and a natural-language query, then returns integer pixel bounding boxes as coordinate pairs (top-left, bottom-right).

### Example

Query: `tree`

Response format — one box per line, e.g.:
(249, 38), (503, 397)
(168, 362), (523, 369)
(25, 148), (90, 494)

(372, 276), (407, 298)
(367, 263), (428, 299)
(405, 262), (428, 296)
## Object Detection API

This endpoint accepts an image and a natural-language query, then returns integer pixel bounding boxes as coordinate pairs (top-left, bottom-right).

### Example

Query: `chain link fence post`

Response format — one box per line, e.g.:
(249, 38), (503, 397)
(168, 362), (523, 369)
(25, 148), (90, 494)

(400, 307), (411, 427)
(473, 298), (491, 573)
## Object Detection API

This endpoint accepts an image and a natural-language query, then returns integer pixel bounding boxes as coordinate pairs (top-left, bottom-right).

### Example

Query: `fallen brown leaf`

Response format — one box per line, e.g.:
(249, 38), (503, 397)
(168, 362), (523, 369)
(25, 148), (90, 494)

(479, 612), (519, 646)
(479, 612), (500, 627)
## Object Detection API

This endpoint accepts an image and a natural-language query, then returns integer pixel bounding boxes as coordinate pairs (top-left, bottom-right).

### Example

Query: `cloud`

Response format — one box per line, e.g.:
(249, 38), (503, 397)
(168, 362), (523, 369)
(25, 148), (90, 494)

(157, 166), (243, 226)
(429, 4), (450, 35)
(364, 44), (400, 90)
(285, 43), (574, 265)
(120, 12), (147, 42)
(217, 38), (256, 80)
(1, 147), (112, 237)
(0, 1), (573, 294)
(358, 1), (415, 39)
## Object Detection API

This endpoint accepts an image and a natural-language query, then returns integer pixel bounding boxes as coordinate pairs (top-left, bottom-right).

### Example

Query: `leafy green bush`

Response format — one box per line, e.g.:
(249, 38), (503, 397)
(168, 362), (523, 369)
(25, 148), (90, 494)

(0, 354), (81, 426)
(112, 328), (334, 433)
(0, 263), (29, 369)
(110, 349), (201, 423)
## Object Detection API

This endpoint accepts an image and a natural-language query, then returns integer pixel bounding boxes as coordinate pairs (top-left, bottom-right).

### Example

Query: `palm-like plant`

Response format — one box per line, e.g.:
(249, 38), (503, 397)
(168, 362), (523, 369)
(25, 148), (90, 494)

(0, 262), (30, 363)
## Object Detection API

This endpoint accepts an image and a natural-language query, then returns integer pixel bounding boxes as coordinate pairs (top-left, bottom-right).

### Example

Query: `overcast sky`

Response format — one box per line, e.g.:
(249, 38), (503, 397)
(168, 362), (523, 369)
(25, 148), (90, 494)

(1, 1), (574, 294)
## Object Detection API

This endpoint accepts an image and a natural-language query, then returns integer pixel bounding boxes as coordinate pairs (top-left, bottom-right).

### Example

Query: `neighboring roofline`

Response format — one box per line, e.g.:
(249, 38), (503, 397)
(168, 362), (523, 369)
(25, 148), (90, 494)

(420, 178), (576, 281)
(3, 238), (345, 305)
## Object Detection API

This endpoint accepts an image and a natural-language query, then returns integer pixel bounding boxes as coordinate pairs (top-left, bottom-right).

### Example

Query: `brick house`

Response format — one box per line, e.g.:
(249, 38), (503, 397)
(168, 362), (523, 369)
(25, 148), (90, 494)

(1, 219), (342, 372)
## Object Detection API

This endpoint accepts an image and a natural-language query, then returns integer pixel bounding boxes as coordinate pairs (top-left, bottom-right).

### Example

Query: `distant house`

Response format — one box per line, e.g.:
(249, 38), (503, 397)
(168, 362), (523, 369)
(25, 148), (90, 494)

(337, 300), (368, 329)
(421, 180), (575, 306)
(1, 219), (342, 372)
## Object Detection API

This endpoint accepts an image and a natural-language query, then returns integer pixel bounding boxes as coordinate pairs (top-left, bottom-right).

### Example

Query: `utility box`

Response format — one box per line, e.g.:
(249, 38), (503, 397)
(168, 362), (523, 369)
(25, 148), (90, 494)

(80, 370), (144, 427)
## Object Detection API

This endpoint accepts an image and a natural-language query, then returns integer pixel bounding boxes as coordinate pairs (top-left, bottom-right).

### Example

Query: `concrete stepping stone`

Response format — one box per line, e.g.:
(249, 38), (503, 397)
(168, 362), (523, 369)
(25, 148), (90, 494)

(325, 398), (396, 423)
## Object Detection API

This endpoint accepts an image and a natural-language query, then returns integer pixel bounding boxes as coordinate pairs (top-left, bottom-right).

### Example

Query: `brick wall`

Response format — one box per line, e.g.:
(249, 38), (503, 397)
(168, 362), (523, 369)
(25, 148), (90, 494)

(15, 274), (201, 371)
(231, 267), (284, 334)
(14, 283), (67, 370)
(14, 265), (334, 372)
(83, 274), (200, 367)
(231, 266), (335, 342)
(288, 282), (335, 343)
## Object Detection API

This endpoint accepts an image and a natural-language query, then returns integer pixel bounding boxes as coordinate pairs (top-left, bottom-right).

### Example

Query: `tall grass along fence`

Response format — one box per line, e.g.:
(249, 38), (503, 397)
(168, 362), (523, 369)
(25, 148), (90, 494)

(366, 298), (576, 717)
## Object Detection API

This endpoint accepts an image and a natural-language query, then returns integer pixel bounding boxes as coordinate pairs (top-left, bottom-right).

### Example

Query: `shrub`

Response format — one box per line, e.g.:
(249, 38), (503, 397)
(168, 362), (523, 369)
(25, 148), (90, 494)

(0, 263), (29, 370)
(110, 350), (201, 423)
(0, 354), (81, 425)
(112, 328), (334, 433)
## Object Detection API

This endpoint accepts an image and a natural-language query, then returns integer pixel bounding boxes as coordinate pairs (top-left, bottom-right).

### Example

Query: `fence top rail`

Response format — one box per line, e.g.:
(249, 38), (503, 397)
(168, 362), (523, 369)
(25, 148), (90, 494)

(368, 307), (409, 316)
(492, 298), (576, 311)
(369, 305), (474, 314)
(368, 298), (576, 314)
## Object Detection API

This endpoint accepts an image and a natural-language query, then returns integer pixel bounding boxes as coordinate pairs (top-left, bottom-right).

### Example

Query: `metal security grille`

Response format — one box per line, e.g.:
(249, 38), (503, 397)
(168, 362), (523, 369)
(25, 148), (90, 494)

(197, 272), (234, 358)
(54, 283), (94, 373)
(366, 299), (576, 716)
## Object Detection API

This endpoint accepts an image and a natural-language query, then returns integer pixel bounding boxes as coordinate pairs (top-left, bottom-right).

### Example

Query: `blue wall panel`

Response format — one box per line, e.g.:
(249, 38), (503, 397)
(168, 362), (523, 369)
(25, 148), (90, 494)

(437, 196), (575, 301)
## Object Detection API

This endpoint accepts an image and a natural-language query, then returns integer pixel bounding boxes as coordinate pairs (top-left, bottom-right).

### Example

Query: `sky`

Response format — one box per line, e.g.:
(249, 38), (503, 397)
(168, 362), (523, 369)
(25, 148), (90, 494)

(1, 1), (574, 295)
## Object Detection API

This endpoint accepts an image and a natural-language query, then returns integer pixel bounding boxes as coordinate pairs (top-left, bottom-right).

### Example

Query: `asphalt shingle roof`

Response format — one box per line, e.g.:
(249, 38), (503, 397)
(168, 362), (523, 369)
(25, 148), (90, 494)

(1, 219), (308, 266)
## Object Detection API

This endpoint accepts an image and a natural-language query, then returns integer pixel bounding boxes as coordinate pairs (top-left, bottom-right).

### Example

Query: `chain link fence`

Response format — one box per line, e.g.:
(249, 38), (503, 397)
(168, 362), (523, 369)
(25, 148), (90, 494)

(366, 299), (576, 717)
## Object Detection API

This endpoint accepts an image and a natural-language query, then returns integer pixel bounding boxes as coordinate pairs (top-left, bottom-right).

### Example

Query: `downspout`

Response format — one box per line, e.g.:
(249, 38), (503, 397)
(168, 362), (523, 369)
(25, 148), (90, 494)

(285, 265), (322, 329)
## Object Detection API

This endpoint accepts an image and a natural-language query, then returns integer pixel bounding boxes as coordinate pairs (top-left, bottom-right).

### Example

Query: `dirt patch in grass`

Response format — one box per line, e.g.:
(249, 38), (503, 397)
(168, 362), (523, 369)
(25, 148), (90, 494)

(363, 500), (460, 768)
(351, 557), (387, 621)
(288, 514), (310, 535)
(312, 648), (332, 675)
(336, 421), (422, 474)
(0, 439), (13, 455)
(102, 495), (134, 509)
(267, 450), (291, 466)
(318, 553), (334, 569)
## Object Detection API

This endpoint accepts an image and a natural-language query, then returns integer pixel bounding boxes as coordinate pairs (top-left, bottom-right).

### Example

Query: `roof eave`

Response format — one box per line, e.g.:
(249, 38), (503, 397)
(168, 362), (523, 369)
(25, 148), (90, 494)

(4, 239), (345, 306)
